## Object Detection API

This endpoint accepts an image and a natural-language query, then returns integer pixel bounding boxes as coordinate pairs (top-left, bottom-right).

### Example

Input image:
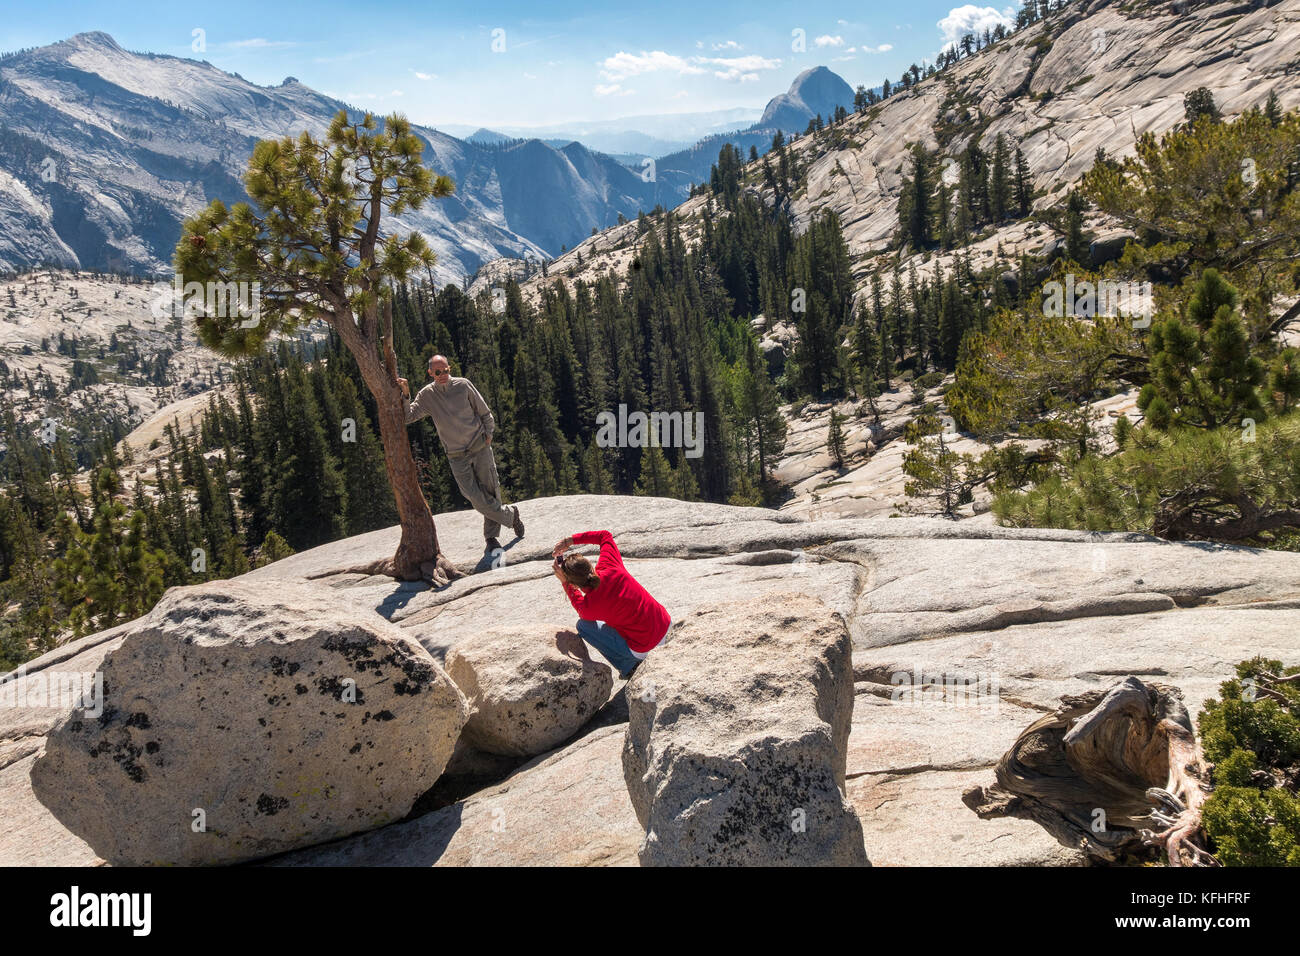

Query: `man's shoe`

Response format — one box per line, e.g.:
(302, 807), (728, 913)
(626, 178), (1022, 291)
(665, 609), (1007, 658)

(511, 506), (525, 539)
(485, 537), (502, 552)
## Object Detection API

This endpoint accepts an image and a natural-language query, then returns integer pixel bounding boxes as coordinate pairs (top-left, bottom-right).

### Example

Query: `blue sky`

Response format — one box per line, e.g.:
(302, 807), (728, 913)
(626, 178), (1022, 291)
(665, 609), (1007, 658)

(0, 1), (1018, 127)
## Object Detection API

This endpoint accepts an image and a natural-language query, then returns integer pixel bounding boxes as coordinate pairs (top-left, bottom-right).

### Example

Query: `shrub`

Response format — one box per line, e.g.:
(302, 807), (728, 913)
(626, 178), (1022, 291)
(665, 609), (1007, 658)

(994, 412), (1300, 544)
(1197, 658), (1300, 866)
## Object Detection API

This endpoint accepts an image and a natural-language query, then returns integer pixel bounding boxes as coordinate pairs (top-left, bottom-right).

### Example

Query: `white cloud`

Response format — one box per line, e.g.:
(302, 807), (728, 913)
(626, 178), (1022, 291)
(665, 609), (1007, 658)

(600, 49), (779, 85)
(594, 83), (634, 96)
(413, 71), (436, 80)
(875, 43), (894, 52)
(672, 90), (690, 98)
(711, 40), (742, 51)
(707, 54), (780, 82)
(814, 35), (845, 47)
(704, 54), (779, 70)
(599, 50), (705, 81)
(523, 72), (537, 80)
(937, 5), (1015, 52)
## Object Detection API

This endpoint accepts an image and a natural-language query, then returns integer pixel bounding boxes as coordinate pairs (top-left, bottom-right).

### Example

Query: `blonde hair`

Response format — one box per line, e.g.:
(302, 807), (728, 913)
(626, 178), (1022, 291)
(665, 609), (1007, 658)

(559, 552), (599, 590)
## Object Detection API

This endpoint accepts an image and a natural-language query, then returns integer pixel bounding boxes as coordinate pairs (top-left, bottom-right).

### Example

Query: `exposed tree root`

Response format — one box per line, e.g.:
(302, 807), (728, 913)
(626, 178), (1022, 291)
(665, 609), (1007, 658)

(310, 552), (465, 587)
(963, 677), (1216, 865)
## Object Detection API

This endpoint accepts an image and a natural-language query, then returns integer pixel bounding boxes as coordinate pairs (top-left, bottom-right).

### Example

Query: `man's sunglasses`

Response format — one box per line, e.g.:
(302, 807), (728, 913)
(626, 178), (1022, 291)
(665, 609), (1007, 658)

(430, 367), (450, 376)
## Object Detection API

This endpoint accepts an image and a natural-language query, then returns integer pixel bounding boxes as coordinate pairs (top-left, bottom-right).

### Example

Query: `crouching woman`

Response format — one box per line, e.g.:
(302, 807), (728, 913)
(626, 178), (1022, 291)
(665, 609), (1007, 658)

(552, 530), (670, 680)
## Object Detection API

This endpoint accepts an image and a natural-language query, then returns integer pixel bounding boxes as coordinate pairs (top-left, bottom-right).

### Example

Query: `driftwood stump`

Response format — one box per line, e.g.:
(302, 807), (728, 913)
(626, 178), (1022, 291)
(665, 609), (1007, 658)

(963, 677), (1215, 866)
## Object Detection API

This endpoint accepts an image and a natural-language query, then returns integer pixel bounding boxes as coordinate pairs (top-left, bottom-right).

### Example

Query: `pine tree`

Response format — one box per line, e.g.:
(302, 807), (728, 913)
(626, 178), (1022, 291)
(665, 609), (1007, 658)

(1138, 269), (1265, 430)
(908, 263), (924, 365)
(937, 182), (953, 249)
(53, 469), (167, 637)
(1184, 87), (1220, 124)
(634, 444), (673, 496)
(120, 510), (166, 618)
(255, 530), (296, 567)
(903, 145), (933, 248)
(271, 367), (347, 550)
(1064, 190), (1089, 265)
(852, 302), (880, 398)
(1013, 147), (1033, 217)
(990, 134), (1011, 222)
(878, 316), (894, 392)
(672, 457), (699, 501)
(727, 468), (764, 507)
(581, 439), (614, 494)
(334, 374), (397, 534)
(1264, 90), (1283, 127)
(1081, 106), (1300, 325)
(889, 266), (907, 361)
(1267, 348), (1300, 413)
(828, 409), (848, 467)
(903, 430), (970, 518)
(730, 335), (787, 481)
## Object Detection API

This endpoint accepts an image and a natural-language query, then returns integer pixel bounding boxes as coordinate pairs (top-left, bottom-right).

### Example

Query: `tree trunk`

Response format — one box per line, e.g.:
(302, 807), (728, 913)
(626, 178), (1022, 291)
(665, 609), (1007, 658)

(372, 382), (441, 581)
(334, 320), (462, 586)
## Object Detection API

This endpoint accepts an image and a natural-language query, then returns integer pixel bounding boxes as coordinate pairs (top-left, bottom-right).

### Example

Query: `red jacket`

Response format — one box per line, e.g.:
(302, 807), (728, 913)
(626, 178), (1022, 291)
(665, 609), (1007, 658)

(562, 530), (671, 653)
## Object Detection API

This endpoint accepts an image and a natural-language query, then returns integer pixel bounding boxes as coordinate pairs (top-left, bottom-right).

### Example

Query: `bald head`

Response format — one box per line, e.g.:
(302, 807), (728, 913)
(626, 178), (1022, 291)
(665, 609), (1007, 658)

(428, 354), (451, 381)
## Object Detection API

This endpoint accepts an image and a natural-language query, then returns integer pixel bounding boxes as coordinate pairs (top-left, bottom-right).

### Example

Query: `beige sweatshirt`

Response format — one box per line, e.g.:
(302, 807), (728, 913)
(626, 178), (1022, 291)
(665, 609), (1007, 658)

(405, 376), (496, 458)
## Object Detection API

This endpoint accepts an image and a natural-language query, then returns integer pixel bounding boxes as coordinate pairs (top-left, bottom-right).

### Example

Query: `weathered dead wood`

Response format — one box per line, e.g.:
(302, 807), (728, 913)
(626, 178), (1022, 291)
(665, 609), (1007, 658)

(963, 677), (1215, 865)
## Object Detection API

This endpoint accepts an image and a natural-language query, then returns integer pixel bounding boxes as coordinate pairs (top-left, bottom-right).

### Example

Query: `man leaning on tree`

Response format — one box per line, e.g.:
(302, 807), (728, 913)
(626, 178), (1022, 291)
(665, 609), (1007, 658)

(399, 354), (524, 552)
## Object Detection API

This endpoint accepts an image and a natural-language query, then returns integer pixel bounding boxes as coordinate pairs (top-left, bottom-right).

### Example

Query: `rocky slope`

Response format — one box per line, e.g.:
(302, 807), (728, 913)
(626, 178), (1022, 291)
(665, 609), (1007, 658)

(0, 268), (326, 473)
(785, 0), (1300, 263)
(506, 0), (1300, 302)
(5, 493), (1299, 866)
(483, 0), (1300, 520)
(773, 380), (1141, 520)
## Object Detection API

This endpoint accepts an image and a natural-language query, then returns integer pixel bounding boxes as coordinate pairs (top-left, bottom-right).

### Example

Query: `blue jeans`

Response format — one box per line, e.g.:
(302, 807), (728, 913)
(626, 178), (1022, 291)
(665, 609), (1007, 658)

(575, 619), (642, 680)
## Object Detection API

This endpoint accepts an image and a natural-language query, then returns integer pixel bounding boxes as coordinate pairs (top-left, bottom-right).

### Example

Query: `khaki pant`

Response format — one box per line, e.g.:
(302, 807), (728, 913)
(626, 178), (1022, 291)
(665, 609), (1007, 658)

(448, 441), (516, 540)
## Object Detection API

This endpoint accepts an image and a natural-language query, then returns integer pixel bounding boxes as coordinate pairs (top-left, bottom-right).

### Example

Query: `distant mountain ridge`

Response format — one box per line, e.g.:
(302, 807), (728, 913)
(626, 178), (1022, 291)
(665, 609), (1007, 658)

(654, 65), (858, 189)
(441, 107), (765, 158)
(0, 32), (859, 281)
(0, 32), (687, 282)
